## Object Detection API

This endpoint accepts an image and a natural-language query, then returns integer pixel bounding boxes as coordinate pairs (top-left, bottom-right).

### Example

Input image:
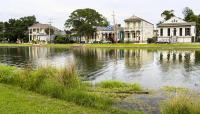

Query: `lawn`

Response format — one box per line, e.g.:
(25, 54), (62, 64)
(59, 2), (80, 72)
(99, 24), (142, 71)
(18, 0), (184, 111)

(1, 43), (200, 49)
(0, 83), (112, 114)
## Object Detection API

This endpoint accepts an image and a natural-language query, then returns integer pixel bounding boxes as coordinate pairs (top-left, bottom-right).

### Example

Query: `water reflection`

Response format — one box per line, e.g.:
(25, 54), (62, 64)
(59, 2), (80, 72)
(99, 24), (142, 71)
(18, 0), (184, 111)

(0, 47), (200, 91)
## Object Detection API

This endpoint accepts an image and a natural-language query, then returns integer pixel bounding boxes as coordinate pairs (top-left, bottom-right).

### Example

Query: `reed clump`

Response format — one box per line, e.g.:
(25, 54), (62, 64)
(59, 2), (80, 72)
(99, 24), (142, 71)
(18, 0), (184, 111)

(161, 95), (200, 114)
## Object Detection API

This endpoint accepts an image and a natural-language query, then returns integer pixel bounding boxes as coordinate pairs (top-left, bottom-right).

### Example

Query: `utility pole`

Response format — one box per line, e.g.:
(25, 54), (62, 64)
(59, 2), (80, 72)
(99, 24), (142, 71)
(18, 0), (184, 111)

(48, 18), (52, 43)
(112, 11), (118, 43)
(2, 21), (5, 42)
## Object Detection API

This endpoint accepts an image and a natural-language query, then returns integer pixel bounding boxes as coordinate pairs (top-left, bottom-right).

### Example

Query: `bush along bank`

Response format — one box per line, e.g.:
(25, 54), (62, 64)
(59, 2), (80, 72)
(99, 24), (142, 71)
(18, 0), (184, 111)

(0, 65), (142, 114)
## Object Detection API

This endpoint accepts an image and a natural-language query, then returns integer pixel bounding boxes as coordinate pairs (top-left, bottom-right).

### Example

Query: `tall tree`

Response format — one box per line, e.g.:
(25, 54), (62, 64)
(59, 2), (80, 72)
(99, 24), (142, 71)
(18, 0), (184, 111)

(183, 7), (194, 21)
(161, 10), (175, 21)
(65, 8), (108, 42)
(4, 16), (37, 42)
(183, 7), (200, 37)
(0, 22), (4, 40)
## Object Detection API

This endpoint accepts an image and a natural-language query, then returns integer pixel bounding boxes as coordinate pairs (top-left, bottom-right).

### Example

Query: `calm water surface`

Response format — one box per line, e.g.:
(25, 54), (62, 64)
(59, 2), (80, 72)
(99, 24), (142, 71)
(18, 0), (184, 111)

(0, 46), (200, 91)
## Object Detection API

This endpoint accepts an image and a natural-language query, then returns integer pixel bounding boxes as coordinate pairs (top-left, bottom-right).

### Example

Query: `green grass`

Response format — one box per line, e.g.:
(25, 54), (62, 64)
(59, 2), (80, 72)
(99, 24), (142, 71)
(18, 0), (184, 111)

(2, 43), (200, 50)
(98, 80), (142, 91)
(82, 43), (200, 49)
(0, 65), (141, 114)
(0, 83), (113, 114)
(160, 95), (200, 114)
(162, 86), (189, 93)
(0, 65), (109, 108)
(0, 43), (32, 47)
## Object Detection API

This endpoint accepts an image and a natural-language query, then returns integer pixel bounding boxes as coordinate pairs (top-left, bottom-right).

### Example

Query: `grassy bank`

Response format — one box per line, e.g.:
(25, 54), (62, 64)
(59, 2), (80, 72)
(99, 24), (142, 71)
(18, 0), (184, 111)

(0, 84), (113, 114)
(1, 43), (200, 50)
(0, 64), (142, 114)
(1, 64), (200, 114)
(82, 43), (200, 49)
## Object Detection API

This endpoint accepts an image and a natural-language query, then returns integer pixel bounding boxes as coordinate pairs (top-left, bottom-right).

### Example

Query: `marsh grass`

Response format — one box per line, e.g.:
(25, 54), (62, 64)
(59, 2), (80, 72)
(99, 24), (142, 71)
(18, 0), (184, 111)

(98, 80), (142, 91)
(161, 95), (200, 114)
(162, 86), (189, 93)
(0, 65), (112, 110)
(0, 65), (143, 113)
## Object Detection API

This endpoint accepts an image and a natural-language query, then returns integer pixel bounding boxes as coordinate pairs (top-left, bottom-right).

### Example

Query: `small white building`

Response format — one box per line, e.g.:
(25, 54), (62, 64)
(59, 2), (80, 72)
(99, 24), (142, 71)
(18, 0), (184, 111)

(28, 23), (61, 43)
(124, 15), (154, 43)
(157, 17), (196, 43)
(79, 25), (124, 43)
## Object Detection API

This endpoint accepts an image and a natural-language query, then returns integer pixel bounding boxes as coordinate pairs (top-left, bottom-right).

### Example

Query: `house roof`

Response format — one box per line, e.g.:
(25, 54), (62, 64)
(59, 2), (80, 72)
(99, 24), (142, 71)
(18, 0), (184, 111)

(158, 22), (196, 27)
(28, 23), (60, 31)
(124, 15), (153, 25)
(157, 17), (196, 27)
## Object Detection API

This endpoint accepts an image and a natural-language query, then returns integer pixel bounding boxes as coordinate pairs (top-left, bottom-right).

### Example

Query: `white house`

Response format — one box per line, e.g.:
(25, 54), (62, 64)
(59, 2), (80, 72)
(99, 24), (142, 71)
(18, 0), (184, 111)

(124, 15), (154, 43)
(28, 23), (61, 43)
(78, 25), (124, 43)
(157, 17), (196, 43)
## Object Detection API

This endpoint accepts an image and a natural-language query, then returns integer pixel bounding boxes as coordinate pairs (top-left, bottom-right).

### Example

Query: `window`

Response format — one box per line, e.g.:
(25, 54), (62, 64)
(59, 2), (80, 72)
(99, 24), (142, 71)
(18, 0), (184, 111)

(185, 28), (191, 36)
(127, 33), (130, 38)
(180, 28), (182, 36)
(160, 28), (163, 36)
(168, 28), (170, 36)
(173, 28), (176, 36)
(133, 32), (136, 38)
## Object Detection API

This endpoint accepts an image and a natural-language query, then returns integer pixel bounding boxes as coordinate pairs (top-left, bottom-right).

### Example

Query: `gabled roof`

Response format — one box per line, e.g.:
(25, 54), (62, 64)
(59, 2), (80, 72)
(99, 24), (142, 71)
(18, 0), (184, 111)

(158, 17), (196, 27)
(124, 15), (153, 25)
(28, 23), (60, 31)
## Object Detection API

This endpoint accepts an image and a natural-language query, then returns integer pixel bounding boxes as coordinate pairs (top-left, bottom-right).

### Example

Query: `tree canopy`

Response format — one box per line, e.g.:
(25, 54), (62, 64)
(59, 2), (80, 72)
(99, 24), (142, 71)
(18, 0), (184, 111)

(183, 7), (195, 22)
(161, 10), (175, 21)
(3, 16), (37, 42)
(183, 7), (200, 37)
(65, 8), (109, 42)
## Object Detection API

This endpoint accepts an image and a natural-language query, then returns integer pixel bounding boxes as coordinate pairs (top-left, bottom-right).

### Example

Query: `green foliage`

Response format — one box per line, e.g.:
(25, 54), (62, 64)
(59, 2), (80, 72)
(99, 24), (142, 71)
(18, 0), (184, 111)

(45, 28), (54, 35)
(161, 10), (175, 21)
(147, 38), (157, 44)
(54, 35), (76, 44)
(183, 7), (200, 37)
(65, 8), (109, 42)
(161, 95), (200, 114)
(183, 7), (195, 22)
(4, 16), (37, 42)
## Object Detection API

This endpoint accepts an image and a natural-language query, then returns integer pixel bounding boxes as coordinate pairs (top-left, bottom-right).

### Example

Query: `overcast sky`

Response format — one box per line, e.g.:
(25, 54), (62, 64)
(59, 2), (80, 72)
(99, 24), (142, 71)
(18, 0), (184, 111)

(1, 0), (200, 30)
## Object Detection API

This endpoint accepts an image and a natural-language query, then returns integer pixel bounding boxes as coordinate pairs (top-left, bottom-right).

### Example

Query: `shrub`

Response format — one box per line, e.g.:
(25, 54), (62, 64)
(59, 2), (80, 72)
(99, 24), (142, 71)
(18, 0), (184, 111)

(147, 38), (156, 44)
(161, 95), (200, 114)
(0, 65), (16, 84)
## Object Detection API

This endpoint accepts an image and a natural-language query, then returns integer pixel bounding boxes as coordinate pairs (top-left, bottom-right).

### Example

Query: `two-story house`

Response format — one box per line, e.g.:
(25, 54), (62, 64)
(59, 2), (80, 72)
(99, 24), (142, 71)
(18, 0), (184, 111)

(124, 15), (154, 43)
(157, 17), (196, 43)
(28, 23), (61, 43)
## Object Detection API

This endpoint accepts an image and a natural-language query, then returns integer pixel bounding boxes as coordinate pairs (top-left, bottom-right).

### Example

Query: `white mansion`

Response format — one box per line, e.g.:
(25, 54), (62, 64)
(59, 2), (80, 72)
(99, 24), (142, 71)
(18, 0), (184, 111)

(157, 17), (196, 43)
(28, 23), (62, 43)
(124, 15), (154, 43)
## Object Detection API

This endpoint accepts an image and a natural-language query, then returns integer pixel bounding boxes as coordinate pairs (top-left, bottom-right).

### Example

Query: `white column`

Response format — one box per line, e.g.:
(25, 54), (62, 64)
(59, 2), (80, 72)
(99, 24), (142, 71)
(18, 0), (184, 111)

(29, 29), (30, 43)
